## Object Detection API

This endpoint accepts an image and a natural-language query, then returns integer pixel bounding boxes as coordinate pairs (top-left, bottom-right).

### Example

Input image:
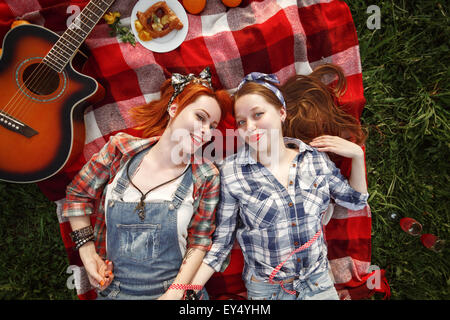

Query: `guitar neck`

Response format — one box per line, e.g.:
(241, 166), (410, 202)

(43, 0), (115, 72)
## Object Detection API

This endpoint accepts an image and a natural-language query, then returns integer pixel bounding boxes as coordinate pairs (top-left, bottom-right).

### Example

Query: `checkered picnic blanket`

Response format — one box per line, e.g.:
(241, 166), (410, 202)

(0, 0), (390, 300)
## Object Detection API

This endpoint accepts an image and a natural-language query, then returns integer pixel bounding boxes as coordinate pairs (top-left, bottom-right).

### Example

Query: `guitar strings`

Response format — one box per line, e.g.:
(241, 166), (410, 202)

(2, 2), (105, 123)
(13, 0), (112, 119)
(5, 12), (94, 119)
(2, 49), (58, 119)
(3, 0), (107, 118)
(11, 62), (55, 121)
(1, 24), (76, 117)
(2, 31), (76, 119)
(13, 39), (74, 121)
(28, 12), (98, 106)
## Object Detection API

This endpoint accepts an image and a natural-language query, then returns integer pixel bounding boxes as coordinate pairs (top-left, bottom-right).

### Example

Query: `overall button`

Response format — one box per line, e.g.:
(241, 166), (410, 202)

(288, 202), (293, 207)
(168, 204), (175, 210)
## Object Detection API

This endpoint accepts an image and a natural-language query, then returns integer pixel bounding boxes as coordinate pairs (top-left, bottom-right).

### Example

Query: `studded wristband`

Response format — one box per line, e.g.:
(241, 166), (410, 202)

(70, 226), (94, 250)
(74, 234), (95, 250)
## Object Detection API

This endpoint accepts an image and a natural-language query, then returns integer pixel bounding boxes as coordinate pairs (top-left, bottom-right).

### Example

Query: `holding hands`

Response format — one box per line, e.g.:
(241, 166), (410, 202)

(79, 242), (114, 291)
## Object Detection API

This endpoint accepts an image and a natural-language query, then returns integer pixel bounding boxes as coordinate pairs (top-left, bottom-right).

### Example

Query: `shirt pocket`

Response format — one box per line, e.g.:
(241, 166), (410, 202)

(117, 223), (161, 262)
(241, 189), (279, 229)
(298, 174), (330, 215)
(299, 174), (327, 190)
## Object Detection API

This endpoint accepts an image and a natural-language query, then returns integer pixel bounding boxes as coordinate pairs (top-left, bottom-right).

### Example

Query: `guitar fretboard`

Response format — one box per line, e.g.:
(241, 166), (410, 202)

(43, 0), (114, 72)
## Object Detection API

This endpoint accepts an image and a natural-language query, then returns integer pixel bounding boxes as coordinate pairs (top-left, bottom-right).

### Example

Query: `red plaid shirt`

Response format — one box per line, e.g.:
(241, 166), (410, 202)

(63, 132), (220, 258)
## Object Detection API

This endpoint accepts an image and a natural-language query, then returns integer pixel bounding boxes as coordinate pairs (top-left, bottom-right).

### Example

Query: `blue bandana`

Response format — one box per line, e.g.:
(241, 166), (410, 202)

(236, 72), (286, 110)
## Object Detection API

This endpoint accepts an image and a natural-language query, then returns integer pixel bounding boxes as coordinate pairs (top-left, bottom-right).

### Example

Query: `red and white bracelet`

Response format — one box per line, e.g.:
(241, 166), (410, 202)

(168, 283), (203, 291)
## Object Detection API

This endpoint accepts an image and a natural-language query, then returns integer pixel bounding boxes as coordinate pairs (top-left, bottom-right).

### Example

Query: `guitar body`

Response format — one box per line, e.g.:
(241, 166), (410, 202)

(0, 24), (104, 183)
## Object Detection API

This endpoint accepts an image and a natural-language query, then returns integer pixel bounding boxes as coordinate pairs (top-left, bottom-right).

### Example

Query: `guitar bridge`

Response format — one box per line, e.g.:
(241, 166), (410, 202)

(0, 111), (38, 138)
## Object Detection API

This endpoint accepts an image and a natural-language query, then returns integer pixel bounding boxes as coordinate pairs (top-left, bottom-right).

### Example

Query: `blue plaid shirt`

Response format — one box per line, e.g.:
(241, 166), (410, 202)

(204, 137), (369, 285)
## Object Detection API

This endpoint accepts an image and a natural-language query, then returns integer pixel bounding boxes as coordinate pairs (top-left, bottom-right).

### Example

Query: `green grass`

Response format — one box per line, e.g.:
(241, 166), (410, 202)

(0, 183), (77, 299)
(0, 0), (449, 300)
(348, 0), (450, 299)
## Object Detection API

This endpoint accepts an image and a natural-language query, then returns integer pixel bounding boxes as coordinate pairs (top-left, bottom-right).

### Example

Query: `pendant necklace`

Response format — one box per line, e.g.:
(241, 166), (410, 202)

(126, 154), (189, 221)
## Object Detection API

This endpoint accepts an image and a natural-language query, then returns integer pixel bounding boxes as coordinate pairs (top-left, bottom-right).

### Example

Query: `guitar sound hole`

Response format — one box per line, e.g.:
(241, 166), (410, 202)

(22, 63), (60, 96)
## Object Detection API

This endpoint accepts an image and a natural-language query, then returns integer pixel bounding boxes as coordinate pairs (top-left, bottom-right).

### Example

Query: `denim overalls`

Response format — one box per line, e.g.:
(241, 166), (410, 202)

(98, 147), (198, 300)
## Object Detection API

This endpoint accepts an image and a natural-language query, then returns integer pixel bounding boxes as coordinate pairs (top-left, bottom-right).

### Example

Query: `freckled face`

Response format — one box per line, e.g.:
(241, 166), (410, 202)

(234, 93), (285, 151)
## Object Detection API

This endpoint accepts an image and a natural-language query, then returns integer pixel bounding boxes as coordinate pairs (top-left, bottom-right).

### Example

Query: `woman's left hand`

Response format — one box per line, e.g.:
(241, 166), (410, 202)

(310, 135), (364, 159)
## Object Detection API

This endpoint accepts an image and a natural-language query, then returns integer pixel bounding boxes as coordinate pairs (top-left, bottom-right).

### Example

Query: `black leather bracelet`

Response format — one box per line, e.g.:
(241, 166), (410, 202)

(70, 226), (94, 250)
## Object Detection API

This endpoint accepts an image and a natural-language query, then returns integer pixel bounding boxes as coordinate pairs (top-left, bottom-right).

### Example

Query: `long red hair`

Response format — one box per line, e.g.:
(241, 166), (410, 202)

(281, 64), (367, 145)
(130, 79), (233, 138)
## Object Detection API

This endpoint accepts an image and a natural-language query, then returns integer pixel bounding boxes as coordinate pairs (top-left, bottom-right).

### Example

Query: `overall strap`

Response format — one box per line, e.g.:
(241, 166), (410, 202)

(170, 165), (193, 210)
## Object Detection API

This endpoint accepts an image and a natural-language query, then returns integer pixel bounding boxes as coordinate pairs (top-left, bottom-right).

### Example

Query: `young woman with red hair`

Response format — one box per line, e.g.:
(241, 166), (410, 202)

(63, 69), (233, 300)
(190, 64), (368, 300)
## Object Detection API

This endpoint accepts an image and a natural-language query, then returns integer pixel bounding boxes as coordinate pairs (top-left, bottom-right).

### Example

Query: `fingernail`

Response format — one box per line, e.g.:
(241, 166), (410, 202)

(100, 280), (105, 286)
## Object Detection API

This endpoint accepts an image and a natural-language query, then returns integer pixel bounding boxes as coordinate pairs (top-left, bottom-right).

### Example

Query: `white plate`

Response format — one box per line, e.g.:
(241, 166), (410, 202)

(131, 0), (189, 53)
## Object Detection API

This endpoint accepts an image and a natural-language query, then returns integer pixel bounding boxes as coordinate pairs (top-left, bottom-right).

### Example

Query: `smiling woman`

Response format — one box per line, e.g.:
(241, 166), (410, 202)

(190, 69), (369, 300)
(62, 68), (233, 300)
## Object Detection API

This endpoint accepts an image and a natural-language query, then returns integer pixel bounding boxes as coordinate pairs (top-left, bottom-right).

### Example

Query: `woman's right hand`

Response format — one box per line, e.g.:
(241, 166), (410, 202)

(79, 241), (114, 290)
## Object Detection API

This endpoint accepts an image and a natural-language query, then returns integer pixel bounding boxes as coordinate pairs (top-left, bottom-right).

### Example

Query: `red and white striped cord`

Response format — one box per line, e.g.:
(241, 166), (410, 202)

(168, 283), (203, 291)
(268, 229), (322, 295)
(169, 229), (323, 296)
(168, 283), (204, 300)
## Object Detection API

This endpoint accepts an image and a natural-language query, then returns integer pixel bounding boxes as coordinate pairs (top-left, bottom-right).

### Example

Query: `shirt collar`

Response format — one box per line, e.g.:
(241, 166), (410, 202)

(283, 136), (314, 153)
(235, 136), (313, 165)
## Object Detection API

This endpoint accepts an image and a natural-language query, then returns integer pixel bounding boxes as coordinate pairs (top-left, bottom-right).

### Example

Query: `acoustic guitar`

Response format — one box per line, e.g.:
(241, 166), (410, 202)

(0, 0), (115, 183)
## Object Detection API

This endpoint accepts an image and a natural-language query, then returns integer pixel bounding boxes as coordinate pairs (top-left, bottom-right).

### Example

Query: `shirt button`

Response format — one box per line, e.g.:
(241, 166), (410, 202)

(288, 202), (293, 207)
(292, 163), (296, 167)
(294, 241), (299, 246)
(313, 183), (318, 188)
(297, 258), (301, 263)
(291, 222), (296, 227)
(289, 181), (294, 185)
(314, 282), (319, 286)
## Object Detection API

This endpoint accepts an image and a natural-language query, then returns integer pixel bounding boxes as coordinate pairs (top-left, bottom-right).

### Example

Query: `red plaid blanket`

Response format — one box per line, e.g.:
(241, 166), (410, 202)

(0, 0), (390, 300)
